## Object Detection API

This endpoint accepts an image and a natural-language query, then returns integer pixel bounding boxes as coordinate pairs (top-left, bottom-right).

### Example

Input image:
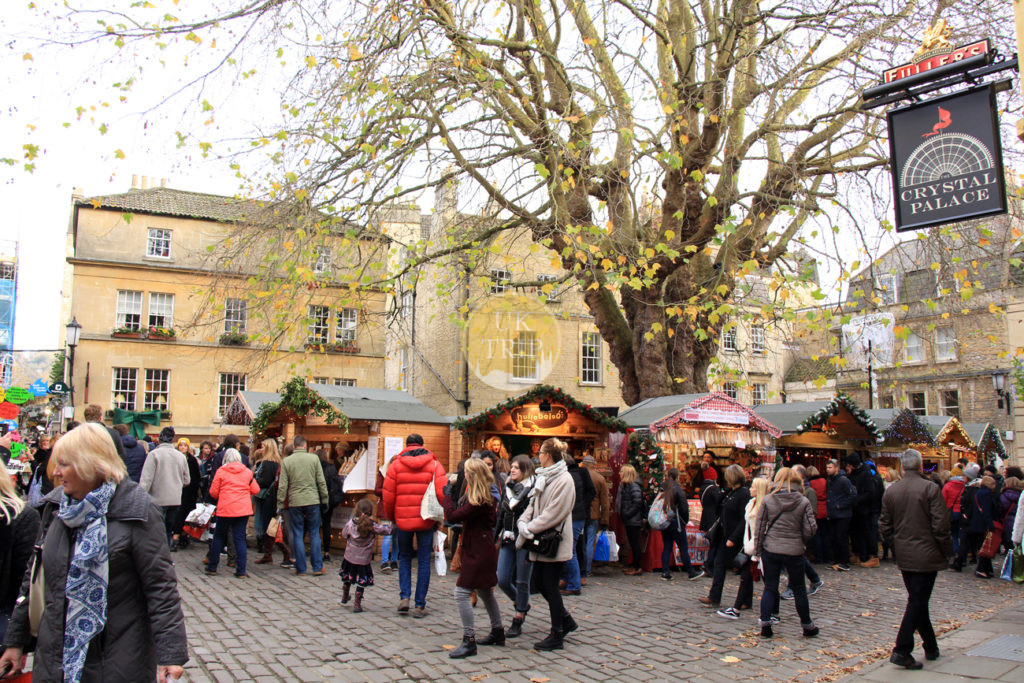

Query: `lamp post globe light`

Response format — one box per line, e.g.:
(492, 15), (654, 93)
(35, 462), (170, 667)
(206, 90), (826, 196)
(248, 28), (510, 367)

(65, 317), (81, 426)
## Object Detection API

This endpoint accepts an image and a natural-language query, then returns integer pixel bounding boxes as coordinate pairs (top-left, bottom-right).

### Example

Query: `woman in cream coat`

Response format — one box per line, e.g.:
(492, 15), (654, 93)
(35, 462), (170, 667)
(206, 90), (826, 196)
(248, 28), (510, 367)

(516, 437), (576, 651)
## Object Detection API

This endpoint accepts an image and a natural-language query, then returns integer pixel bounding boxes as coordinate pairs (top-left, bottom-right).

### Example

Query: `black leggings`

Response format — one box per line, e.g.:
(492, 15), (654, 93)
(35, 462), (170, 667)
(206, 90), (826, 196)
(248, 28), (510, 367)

(534, 560), (570, 632)
(625, 525), (643, 569)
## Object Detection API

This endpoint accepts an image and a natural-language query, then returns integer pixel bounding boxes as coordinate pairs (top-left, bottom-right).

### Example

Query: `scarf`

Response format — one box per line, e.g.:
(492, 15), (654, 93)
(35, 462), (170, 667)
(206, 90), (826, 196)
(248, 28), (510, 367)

(506, 476), (535, 510)
(529, 459), (567, 498)
(58, 481), (116, 683)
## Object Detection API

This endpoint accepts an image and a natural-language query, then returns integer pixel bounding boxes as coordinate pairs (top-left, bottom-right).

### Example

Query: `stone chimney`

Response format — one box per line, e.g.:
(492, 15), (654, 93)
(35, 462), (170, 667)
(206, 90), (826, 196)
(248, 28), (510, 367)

(131, 174), (139, 190)
(141, 176), (149, 189)
(160, 178), (168, 188)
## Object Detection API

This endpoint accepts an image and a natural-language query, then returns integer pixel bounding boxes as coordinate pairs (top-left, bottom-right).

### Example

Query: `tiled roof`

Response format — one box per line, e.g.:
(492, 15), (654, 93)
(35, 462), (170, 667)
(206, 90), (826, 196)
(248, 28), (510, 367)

(784, 356), (837, 384)
(77, 187), (262, 223)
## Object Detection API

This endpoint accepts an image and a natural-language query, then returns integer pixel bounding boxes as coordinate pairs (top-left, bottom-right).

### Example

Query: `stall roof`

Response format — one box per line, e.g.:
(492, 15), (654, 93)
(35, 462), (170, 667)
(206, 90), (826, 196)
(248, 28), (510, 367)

(868, 409), (937, 447)
(622, 392), (781, 437)
(223, 385), (449, 426)
(922, 415), (974, 447)
(964, 422), (1007, 461)
(452, 384), (629, 432)
(754, 394), (881, 441)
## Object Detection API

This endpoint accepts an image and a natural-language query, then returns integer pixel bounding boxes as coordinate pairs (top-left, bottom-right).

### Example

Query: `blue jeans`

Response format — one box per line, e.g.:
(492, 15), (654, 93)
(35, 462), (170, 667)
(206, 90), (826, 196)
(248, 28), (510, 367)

(398, 528), (434, 608)
(496, 544), (533, 614)
(381, 529), (400, 563)
(660, 523), (693, 574)
(582, 520), (599, 577)
(289, 505), (323, 573)
(208, 515), (249, 575)
(560, 520), (585, 591)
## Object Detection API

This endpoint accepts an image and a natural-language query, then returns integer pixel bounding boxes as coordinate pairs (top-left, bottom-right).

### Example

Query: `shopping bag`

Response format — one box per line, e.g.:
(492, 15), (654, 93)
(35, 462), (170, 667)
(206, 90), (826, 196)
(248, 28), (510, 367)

(266, 516), (280, 538)
(1000, 551), (1013, 581)
(594, 531), (610, 562)
(1013, 545), (1024, 584)
(979, 522), (1003, 559)
(420, 471), (445, 522)
(606, 530), (619, 562)
(450, 544), (463, 573)
(433, 530), (447, 576)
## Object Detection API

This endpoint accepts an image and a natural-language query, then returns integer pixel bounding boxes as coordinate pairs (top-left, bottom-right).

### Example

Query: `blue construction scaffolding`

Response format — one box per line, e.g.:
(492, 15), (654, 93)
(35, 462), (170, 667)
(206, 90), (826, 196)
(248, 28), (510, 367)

(0, 240), (17, 388)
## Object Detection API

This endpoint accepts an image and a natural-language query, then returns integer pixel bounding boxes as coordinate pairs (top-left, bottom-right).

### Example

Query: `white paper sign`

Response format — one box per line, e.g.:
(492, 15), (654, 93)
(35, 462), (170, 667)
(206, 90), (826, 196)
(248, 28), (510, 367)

(694, 439), (706, 450)
(734, 439), (746, 449)
(381, 437), (404, 476)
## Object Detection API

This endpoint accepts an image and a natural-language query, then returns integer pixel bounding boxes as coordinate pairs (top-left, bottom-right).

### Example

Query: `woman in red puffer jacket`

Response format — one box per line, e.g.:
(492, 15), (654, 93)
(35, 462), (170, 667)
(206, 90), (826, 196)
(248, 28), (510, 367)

(207, 449), (260, 577)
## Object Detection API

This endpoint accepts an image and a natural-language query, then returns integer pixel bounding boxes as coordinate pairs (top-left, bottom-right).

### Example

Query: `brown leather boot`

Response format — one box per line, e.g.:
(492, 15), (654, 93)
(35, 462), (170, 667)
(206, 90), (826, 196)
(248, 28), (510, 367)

(353, 587), (364, 613)
(255, 535), (273, 564)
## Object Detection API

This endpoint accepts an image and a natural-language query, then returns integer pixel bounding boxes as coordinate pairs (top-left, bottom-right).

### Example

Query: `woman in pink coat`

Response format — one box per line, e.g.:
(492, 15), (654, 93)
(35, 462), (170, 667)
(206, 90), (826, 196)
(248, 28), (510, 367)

(206, 448), (259, 577)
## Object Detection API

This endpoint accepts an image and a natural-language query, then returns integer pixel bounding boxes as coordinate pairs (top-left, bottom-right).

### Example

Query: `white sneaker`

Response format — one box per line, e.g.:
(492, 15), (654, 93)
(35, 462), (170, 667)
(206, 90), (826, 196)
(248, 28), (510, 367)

(716, 607), (740, 620)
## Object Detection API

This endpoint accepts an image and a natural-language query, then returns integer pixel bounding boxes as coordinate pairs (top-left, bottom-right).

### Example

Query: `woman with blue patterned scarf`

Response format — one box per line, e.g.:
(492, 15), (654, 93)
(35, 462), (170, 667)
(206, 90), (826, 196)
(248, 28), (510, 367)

(0, 423), (188, 682)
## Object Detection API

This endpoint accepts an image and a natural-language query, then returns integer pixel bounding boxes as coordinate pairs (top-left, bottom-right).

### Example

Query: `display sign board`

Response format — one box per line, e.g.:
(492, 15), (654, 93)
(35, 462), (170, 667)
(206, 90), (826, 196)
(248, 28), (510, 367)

(888, 85), (1007, 232)
(681, 408), (749, 426)
(884, 39), (990, 83)
(510, 404), (569, 430)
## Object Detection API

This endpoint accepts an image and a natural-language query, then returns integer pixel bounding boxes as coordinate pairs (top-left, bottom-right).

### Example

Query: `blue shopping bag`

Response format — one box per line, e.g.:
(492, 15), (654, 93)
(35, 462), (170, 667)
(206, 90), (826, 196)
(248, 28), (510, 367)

(1001, 551), (1013, 582)
(594, 530), (610, 562)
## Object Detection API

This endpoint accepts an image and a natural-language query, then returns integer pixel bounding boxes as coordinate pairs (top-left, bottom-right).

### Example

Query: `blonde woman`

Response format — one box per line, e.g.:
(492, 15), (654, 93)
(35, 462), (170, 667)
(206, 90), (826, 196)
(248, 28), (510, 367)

(717, 476), (769, 620)
(753, 467), (818, 639)
(0, 474), (39, 641)
(253, 438), (283, 564)
(616, 465), (646, 575)
(0, 423), (188, 682)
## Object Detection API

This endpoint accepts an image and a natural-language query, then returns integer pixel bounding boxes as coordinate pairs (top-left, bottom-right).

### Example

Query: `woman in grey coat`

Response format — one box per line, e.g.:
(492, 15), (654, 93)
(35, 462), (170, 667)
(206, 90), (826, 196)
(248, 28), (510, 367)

(516, 437), (576, 651)
(753, 466), (818, 640)
(0, 423), (188, 683)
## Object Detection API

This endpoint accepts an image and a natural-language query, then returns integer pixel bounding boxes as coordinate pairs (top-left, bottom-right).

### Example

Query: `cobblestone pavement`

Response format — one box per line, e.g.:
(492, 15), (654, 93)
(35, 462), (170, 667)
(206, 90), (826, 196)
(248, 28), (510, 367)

(176, 544), (1024, 683)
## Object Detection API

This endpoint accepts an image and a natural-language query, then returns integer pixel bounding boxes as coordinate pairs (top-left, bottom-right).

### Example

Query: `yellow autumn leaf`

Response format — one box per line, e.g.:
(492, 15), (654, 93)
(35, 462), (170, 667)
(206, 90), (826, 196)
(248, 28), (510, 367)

(721, 655), (740, 663)
(348, 44), (363, 60)
(23, 53), (33, 61)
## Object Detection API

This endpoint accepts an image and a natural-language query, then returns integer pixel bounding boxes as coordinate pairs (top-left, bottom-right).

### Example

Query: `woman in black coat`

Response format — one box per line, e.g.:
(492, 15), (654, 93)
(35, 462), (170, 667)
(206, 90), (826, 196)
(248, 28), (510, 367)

(701, 464), (750, 608)
(0, 475), (39, 642)
(616, 465), (646, 575)
(0, 423), (187, 682)
(658, 468), (698, 580)
(972, 476), (998, 578)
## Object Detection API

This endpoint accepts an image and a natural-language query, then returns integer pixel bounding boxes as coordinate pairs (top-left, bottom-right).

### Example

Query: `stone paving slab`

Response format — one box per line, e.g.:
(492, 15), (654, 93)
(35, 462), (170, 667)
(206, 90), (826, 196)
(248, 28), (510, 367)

(172, 545), (1024, 682)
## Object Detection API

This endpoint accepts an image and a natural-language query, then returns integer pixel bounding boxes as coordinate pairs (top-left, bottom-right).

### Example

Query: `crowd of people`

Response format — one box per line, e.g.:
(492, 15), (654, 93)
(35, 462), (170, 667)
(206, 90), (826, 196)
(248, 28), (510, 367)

(2, 408), (1024, 679)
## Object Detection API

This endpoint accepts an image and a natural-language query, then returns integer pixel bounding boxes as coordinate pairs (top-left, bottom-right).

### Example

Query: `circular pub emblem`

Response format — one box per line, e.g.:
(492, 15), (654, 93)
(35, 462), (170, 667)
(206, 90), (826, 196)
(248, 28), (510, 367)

(465, 294), (561, 391)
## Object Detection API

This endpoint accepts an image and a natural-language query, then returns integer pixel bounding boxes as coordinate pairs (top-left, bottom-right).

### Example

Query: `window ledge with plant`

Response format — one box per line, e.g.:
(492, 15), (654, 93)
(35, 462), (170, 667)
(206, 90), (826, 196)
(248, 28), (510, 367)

(219, 331), (250, 346)
(147, 326), (177, 340)
(304, 341), (359, 354)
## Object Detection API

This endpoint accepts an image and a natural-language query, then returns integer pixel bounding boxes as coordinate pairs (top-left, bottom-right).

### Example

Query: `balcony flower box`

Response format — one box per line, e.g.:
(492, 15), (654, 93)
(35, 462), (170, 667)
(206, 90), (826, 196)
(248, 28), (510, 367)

(219, 331), (250, 346)
(304, 341), (360, 354)
(148, 326), (176, 340)
(111, 326), (143, 339)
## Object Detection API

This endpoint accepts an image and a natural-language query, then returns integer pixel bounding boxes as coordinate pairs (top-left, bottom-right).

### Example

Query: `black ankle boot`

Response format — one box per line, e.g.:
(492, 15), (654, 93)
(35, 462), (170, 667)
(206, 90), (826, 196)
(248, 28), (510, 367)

(562, 613), (578, 634)
(449, 636), (477, 659)
(477, 627), (505, 646)
(760, 624), (773, 638)
(534, 629), (564, 651)
(507, 616), (524, 638)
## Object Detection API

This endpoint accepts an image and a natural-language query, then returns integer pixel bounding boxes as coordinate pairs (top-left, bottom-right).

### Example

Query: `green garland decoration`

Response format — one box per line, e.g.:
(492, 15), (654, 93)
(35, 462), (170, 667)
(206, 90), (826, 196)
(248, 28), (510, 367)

(881, 410), (936, 446)
(626, 431), (664, 505)
(795, 392), (882, 442)
(251, 377), (350, 434)
(977, 424), (1007, 464)
(451, 384), (629, 433)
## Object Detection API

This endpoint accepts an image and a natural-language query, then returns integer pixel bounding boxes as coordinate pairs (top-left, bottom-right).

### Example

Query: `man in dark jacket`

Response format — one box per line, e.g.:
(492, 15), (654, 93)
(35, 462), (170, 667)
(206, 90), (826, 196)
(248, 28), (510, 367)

(826, 459), (856, 571)
(879, 448), (953, 670)
(561, 455), (595, 595)
(846, 453), (879, 568)
(114, 424), (149, 483)
(694, 470), (722, 579)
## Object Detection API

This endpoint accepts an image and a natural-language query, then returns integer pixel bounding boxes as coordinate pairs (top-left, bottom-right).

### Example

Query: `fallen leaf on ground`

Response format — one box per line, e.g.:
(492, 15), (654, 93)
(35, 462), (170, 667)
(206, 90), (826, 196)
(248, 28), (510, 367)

(530, 678), (550, 683)
(441, 645), (455, 650)
(721, 655), (741, 663)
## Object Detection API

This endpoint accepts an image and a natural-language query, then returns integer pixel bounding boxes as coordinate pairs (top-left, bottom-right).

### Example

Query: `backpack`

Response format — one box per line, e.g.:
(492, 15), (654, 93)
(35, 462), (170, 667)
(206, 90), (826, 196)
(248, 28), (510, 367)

(324, 463), (344, 507)
(961, 485), (978, 520)
(647, 493), (675, 530)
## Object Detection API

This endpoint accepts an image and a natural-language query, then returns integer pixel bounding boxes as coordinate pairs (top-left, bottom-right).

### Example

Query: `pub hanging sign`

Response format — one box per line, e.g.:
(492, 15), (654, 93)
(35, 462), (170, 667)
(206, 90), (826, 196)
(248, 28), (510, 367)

(888, 85), (1006, 232)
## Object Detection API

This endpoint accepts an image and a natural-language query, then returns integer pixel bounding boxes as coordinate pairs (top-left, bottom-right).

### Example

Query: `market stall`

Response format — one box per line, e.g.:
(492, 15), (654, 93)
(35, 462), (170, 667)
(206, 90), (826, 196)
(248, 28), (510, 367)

(920, 415), (975, 470)
(964, 422), (1008, 466)
(450, 384), (629, 467)
(619, 392), (781, 572)
(866, 408), (938, 474)
(222, 378), (451, 548)
(754, 394), (882, 474)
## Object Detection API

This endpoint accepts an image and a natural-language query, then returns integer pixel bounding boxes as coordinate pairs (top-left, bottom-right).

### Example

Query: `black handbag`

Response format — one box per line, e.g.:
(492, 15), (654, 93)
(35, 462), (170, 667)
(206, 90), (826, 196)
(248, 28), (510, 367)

(525, 527), (562, 557)
(733, 551), (750, 569)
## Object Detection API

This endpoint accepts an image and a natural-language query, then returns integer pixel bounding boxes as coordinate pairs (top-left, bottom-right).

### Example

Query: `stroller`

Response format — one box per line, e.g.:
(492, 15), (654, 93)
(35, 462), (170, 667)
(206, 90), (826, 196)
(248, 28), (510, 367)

(183, 503), (217, 543)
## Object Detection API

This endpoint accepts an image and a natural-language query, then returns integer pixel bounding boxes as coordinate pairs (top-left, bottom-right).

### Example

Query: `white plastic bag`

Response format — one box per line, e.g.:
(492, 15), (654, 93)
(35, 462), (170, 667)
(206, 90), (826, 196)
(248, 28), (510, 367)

(606, 530), (619, 562)
(433, 530), (447, 576)
(185, 503), (216, 526)
(420, 471), (445, 522)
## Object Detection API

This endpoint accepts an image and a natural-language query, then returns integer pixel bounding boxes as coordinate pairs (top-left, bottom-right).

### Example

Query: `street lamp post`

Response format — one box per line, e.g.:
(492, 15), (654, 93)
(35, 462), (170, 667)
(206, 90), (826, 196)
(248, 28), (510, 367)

(65, 317), (81, 426)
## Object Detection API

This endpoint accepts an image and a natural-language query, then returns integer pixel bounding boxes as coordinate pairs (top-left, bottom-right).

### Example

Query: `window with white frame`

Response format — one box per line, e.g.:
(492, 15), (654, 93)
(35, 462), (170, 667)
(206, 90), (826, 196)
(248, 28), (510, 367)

(218, 373), (246, 418)
(400, 290), (413, 320)
(313, 246), (332, 274)
(307, 305), (330, 344)
(398, 347), (408, 390)
(143, 369), (170, 411)
(751, 325), (766, 355)
(146, 228), (171, 258)
(935, 326), (956, 361)
(336, 308), (358, 344)
(875, 274), (897, 304)
(111, 367), (138, 409)
(722, 382), (738, 400)
(537, 273), (561, 301)
(581, 332), (602, 384)
(148, 293), (174, 329)
(334, 378), (356, 387)
(511, 330), (539, 380)
(908, 391), (927, 415)
(904, 332), (924, 363)
(751, 383), (768, 406)
(941, 389), (959, 418)
(490, 268), (511, 294)
(722, 326), (737, 352)
(311, 376), (330, 385)
(116, 290), (143, 330)
(225, 298), (247, 334)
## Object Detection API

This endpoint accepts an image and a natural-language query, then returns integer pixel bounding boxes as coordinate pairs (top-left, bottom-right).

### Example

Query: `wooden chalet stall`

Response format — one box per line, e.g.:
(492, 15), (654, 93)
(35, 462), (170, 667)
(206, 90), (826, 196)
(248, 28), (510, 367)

(754, 394), (882, 473)
(866, 409), (938, 474)
(920, 415), (975, 471)
(222, 381), (451, 548)
(618, 392), (781, 571)
(965, 422), (1008, 466)
(451, 384), (628, 467)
